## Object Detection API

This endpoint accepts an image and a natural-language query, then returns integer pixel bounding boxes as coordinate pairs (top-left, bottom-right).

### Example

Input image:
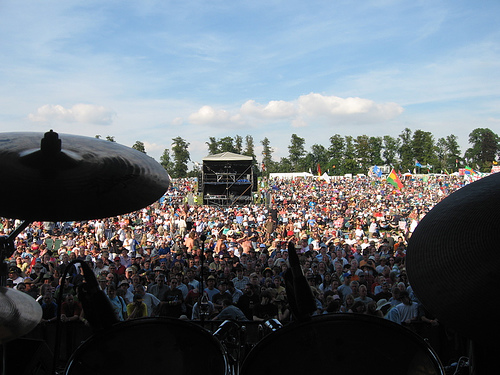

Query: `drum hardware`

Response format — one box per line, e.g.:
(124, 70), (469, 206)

(407, 172), (500, 374)
(263, 318), (282, 333)
(0, 220), (41, 374)
(0, 286), (43, 344)
(0, 130), (170, 374)
(214, 320), (243, 375)
(65, 318), (231, 375)
(198, 233), (209, 325)
(0, 130), (170, 221)
(255, 319), (283, 343)
(240, 314), (445, 375)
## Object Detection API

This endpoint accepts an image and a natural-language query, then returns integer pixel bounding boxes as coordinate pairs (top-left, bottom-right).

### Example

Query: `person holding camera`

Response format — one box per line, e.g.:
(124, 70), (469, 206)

(127, 293), (148, 319)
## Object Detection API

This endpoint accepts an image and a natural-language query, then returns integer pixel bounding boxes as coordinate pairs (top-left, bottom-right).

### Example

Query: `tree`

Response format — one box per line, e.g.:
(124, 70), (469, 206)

(342, 136), (357, 175)
(354, 135), (370, 171)
(244, 135), (256, 160)
(132, 141), (146, 153)
(382, 135), (400, 167)
(444, 134), (461, 167)
(171, 136), (190, 178)
(219, 136), (237, 153)
(276, 157), (293, 173)
(411, 130), (437, 171)
(328, 134), (345, 175)
(465, 128), (500, 172)
(368, 136), (384, 166)
(398, 128), (413, 172)
(288, 134), (306, 171)
(243, 135), (258, 175)
(205, 136), (239, 154)
(437, 134), (461, 172)
(308, 144), (329, 174)
(95, 135), (116, 142)
(160, 148), (173, 172)
(234, 135), (243, 154)
(261, 137), (274, 173)
(206, 137), (219, 155)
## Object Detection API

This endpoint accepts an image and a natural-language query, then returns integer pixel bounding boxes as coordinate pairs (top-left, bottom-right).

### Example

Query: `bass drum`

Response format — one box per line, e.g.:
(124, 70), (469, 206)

(241, 314), (444, 375)
(65, 317), (230, 375)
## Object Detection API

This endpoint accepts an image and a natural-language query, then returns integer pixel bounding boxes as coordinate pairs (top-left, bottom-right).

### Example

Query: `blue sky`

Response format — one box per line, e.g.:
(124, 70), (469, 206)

(1, 0), (499, 167)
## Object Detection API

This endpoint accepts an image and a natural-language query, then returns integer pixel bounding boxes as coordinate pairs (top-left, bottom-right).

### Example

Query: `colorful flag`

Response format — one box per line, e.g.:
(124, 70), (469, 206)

(464, 166), (476, 175)
(372, 165), (382, 178)
(387, 169), (404, 190)
(415, 160), (422, 167)
(317, 163), (321, 176)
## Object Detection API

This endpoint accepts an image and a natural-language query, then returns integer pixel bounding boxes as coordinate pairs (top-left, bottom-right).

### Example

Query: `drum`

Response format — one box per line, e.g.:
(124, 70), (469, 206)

(241, 314), (444, 375)
(65, 318), (230, 375)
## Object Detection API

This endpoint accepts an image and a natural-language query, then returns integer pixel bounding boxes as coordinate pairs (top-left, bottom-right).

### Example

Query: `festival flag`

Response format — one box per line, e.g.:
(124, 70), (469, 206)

(387, 169), (404, 190)
(372, 165), (382, 178)
(317, 163), (321, 176)
(415, 160), (422, 167)
(464, 166), (476, 175)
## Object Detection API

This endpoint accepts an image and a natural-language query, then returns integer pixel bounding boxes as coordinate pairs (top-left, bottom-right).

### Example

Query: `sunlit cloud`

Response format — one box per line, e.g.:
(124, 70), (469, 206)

(188, 105), (246, 127)
(28, 104), (115, 125)
(185, 93), (404, 128)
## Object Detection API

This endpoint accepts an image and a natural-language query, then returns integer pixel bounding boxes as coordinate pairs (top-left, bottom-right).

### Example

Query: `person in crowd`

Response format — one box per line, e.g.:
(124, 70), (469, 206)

(127, 293), (148, 319)
(158, 276), (184, 318)
(60, 293), (83, 322)
(213, 297), (248, 321)
(107, 284), (127, 321)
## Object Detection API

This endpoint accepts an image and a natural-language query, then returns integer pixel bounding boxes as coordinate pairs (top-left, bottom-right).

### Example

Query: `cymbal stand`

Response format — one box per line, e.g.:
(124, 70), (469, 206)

(0, 220), (31, 287)
(0, 219), (32, 375)
(198, 233), (207, 326)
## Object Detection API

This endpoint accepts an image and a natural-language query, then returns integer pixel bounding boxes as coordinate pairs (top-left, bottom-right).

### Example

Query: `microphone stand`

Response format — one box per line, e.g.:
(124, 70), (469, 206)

(198, 233), (207, 327)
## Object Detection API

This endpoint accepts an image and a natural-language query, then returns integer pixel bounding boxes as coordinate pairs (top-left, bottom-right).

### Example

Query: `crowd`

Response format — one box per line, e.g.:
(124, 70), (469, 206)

(4, 174), (467, 331)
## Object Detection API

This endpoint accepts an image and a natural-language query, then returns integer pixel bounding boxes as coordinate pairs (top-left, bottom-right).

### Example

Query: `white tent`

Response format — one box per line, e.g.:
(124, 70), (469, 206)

(269, 172), (314, 179)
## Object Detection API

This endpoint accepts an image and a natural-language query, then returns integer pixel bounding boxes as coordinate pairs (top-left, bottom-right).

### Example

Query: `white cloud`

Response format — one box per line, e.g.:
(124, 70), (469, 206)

(297, 92), (404, 121)
(28, 104), (115, 125)
(240, 99), (296, 119)
(143, 141), (164, 154)
(171, 117), (184, 126)
(188, 105), (231, 125)
(185, 93), (403, 128)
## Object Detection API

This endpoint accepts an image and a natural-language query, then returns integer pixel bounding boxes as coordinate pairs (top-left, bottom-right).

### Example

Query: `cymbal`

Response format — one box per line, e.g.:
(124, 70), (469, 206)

(0, 287), (42, 344)
(407, 172), (500, 340)
(0, 130), (170, 221)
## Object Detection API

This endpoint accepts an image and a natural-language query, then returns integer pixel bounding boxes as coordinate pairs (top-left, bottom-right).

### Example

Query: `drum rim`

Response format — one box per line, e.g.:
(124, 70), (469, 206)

(241, 314), (444, 373)
(65, 317), (229, 373)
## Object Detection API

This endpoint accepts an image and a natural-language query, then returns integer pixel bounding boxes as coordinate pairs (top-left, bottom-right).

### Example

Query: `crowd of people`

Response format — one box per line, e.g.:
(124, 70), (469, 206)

(4, 174), (468, 332)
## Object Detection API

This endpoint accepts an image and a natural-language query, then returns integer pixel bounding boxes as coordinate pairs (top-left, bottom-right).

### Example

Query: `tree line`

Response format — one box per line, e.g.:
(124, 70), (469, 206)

(97, 127), (500, 178)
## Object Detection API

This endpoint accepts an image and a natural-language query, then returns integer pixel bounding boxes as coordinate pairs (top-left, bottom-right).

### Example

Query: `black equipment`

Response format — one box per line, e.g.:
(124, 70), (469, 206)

(65, 318), (231, 375)
(407, 172), (500, 374)
(241, 314), (445, 375)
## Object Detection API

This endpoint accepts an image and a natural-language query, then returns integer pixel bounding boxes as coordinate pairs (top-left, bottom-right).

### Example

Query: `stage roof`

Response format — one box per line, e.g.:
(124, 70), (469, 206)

(202, 152), (253, 162)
